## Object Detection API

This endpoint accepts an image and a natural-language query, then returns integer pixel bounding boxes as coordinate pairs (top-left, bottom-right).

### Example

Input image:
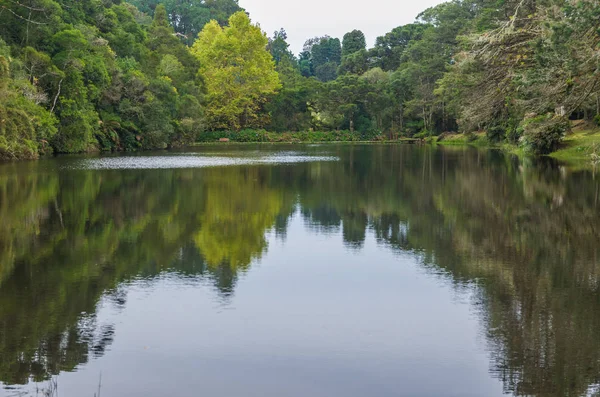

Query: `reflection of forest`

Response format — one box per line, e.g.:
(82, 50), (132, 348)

(1, 146), (599, 396)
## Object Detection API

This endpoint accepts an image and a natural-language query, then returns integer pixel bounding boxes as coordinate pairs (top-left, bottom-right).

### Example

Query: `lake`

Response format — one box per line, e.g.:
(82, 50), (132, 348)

(1, 144), (599, 397)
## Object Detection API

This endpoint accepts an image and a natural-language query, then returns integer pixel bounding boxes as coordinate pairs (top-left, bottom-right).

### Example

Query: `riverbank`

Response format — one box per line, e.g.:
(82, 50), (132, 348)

(195, 129), (426, 144)
(196, 130), (374, 143)
(434, 129), (600, 166)
(193, 128), (600, 167)
(548, 129), (600, 164)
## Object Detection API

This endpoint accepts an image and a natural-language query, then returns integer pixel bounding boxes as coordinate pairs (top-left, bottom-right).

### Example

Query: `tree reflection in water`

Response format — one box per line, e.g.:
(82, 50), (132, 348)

(0, 145), (599, 396)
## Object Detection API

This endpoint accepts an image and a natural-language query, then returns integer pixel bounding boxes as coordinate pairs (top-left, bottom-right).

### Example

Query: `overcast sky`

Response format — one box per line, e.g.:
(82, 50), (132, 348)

(239, 0), (446, 55)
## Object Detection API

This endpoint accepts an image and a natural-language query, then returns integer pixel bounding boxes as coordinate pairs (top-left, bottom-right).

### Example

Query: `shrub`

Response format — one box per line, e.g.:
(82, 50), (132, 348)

(237, 129), (267, 142)
(486, 124), (505, 142)
(519, 114), (569, 155)
(360, 128), (383, 141)
(173, 118), (204, 147)
(413, 130), (431, 139)
(506, 124), (523, 144)
(466, 132), (479, 143)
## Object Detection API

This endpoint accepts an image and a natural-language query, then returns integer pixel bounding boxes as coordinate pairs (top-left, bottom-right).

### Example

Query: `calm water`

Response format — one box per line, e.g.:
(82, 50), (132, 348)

(1, 145), (599, 397)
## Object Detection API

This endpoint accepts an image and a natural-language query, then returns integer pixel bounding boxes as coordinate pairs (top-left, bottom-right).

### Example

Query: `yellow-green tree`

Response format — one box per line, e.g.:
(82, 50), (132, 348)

(191, 12), (280, 130)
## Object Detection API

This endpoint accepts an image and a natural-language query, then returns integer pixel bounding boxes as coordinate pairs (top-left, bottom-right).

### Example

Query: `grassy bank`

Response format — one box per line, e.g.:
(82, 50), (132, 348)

(195, 128), (600, 167)
(435, 129), (600, 166)
(549, 129), (600, 164)
(434, 132), (489, 146)
(434, 132), (526, 157)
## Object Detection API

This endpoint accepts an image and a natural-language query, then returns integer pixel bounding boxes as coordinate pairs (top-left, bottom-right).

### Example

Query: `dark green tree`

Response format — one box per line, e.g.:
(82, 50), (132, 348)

(342, 29), (366, 57)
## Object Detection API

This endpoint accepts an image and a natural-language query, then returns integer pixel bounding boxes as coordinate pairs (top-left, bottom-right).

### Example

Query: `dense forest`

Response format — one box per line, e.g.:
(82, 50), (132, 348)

(1, 0), (599, 159)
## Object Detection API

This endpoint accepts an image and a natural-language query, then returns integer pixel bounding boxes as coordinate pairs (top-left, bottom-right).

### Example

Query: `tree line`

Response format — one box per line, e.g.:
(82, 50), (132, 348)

(1, 0), (599, 159)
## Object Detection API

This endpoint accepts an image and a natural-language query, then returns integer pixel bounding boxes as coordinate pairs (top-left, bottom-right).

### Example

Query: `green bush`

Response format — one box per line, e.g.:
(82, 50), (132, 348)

(506, 124), (523, 144)
(173, 118), (204, 147)
(237, 129), (268, 142)
(0, 55), (58, 160)
(519, 114), (569, 155)
(486, 124), (505, 142)
(413, 130), (432, 139)
(466, 133), (479, 143)
(360, 128), (383, 141)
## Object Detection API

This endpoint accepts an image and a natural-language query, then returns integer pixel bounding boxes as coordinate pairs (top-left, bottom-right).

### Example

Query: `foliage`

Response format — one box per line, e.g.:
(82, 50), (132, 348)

(0, 0), (221, 159)
(196, 129), (364, 143)
(302, 36), (342, 82)
(1, 0), (599, 159)
(520, 114), (570, 155)
(441, 0), (600, 149)
(0, 48), (57, 160)
(342, 30), (366, 57)
(338, 49), (369, 76)
(267, 28), (294, 65)
(369, 23), (428, 71)
(191, 12), (281, 130)
(549, 129), (600, 164)
(128, 0), (243, 45)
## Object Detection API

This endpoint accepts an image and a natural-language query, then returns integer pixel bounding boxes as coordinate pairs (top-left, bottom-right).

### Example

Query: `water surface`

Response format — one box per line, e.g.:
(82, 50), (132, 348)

(1, 145), (599, 397)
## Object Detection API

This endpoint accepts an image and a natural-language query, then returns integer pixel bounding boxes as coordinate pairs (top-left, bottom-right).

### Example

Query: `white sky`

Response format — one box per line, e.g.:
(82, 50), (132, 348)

(239, 0), (446, 55)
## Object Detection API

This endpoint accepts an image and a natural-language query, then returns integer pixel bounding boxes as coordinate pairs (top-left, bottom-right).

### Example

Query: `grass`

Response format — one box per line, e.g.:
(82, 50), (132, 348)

(549, 129), (600, 165)
(434, 132), (489, 147)
(433, 132), (526, 159)
(434, 129), (600, 166)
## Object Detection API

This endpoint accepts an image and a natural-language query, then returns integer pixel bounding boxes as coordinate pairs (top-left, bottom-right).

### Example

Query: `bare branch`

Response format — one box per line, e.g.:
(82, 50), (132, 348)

(0, 4), (47, 24)
(51, 78), (62, 113)
(2, 0), (46, 12)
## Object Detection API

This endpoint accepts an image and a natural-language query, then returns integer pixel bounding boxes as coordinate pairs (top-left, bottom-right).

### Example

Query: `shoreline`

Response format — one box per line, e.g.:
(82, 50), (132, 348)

(434, 130), (600, 167)
(191, 129), (600, 168)
(190, 138), (423, 146)
(3, 131), (599, 168)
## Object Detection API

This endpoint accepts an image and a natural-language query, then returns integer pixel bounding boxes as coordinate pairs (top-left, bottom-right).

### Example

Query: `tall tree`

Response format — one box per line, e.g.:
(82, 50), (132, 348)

(311, 37), (342, 82)
(268, 28), (294, 64)
(342, 29), (366, 57)
(191, 12), (281, 130)
(128, 0), (243, 44)
(369, 23), (428, 71)
(338, 49), (369, 76)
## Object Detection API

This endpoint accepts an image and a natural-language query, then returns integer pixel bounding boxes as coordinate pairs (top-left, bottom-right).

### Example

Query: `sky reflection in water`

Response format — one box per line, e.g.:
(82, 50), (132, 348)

(0, 144), (599, 397)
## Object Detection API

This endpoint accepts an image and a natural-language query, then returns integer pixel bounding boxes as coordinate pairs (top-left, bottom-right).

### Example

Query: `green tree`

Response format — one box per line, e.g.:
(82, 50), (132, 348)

(369, 23), (428, 71)
(0, 50), (57, 159)
(342, 29), (366, 57)
(268, 28), (294, 64)
(297, 36), (343, 82)
(128, 0), (243, 44)
(191, 12), (281, 130)
(438, 0), (599, 152)
(338, 49), (369, 75)
(267, 48), (313, 132)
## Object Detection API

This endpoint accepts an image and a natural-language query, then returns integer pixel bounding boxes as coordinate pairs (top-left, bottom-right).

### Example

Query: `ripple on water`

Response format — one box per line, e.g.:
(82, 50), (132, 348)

(66, 153), (339, 170)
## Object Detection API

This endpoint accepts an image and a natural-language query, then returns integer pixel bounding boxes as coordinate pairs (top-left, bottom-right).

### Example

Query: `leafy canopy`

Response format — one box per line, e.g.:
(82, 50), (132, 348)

(192, 12), (280, 130)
